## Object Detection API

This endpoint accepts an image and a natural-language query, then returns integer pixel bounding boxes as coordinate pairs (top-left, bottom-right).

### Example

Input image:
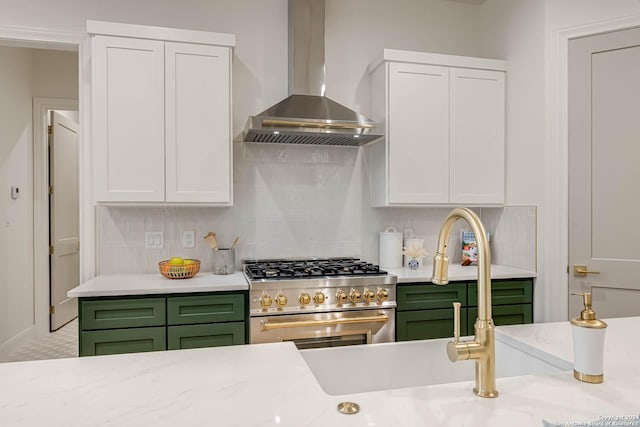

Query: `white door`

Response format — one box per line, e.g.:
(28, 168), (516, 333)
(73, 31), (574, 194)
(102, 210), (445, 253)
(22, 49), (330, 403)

(387, 62), (449, 204)
(449, 68), (505, 205)
(92, 35), (165, 202)
(165, 42), (231, 203)
(49, 111), (79, 330)
(568, 27), (640, 319)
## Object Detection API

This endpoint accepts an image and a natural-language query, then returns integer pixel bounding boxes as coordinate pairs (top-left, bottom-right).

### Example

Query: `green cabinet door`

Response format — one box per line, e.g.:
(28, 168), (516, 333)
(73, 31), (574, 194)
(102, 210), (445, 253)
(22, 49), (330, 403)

(467, 279), (533, 306)
(80, 327), (166, 356)
(167, 293), (245, 325)
(80, 297), (166, 330)
(397, 282), (467, 311)
(167, 322), (245, 350)
(467, 304), (533, 333)
(397, 308), (468, 341)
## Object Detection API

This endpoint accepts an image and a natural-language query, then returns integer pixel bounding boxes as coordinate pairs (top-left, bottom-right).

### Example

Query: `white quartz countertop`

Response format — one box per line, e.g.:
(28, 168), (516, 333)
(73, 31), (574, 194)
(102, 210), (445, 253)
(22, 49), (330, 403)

(67, 272), (248, 297)
(1, 317), (639, 426)
(386, 264), (536, 283)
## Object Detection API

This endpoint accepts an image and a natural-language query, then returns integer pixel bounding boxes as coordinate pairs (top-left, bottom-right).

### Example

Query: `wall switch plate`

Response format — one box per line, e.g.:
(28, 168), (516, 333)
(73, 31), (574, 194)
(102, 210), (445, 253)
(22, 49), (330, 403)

(145, 231), (163, 249)
(183, 231), (195, 248)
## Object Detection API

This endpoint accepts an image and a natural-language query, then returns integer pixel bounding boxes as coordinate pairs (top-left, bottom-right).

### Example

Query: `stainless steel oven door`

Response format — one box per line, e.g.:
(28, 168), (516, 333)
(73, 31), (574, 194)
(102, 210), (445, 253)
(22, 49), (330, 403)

(250, 309), (395, 349)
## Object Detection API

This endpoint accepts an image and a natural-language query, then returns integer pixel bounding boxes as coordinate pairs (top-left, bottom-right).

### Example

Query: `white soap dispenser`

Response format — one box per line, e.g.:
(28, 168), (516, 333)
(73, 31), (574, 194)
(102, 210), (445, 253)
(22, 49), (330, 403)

(570, 292), (607, 383)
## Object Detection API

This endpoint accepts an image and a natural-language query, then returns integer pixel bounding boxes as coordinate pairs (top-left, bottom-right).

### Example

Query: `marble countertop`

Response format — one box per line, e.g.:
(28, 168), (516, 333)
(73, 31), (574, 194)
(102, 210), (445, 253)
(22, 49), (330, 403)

(386, 264), (536, 283)
(1, 317), (638, 426)
(67, 264), (535, 298)
(67, 272), (248, 297)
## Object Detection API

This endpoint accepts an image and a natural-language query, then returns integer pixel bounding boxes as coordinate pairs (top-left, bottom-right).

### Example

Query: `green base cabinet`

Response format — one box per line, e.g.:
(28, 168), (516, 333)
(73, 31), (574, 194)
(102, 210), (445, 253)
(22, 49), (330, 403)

(397, 282), (467, 311)
(167, 294), (245, 325)
(397, 278), (533, 341)
(81, 327), (166, 356)
(79, 291), (248, 357)
(168, 322), (245, 350)
(80, 297), (166, 330)
(397, 308), (468, 341)
(468, 304), (533, 332)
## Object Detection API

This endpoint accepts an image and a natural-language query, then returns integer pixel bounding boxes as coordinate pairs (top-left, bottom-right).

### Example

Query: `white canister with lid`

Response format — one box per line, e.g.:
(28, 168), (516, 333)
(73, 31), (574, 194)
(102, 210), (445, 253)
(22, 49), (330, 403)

(379, 227), (403, 269)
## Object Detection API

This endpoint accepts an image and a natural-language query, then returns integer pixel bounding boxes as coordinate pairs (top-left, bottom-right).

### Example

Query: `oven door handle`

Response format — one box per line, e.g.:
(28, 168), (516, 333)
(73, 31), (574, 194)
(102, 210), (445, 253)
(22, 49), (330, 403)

(260, 312), (389, 331)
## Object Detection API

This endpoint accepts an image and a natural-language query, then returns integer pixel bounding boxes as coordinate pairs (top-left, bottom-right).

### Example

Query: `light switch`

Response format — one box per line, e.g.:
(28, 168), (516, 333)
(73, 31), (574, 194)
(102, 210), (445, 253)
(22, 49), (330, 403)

(145, 231), (163, 249)
(183, 231), (195, 248)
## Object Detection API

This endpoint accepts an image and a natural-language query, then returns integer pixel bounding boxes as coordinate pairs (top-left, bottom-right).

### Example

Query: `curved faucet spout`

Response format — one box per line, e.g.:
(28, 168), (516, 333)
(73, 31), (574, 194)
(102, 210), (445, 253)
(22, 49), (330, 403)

(431, 207), (497, 398)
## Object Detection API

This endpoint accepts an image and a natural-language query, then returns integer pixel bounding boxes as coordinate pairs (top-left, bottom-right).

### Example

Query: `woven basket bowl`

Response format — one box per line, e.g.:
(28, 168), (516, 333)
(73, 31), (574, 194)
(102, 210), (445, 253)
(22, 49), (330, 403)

(158, 259), (200, 279)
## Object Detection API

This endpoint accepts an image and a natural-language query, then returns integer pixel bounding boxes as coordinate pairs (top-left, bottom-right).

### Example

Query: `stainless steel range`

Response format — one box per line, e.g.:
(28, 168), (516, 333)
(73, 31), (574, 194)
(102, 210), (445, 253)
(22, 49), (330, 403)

(244, 258), (397, 349)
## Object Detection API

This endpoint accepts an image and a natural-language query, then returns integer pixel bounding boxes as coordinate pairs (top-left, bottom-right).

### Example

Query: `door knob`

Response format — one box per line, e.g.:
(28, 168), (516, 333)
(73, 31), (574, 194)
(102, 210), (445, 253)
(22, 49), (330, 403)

(573, 264), (600, 277)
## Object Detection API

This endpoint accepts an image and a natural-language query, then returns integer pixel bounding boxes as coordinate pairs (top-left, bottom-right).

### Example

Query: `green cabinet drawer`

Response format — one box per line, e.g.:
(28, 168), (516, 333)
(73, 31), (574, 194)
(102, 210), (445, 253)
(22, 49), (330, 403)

(80, 297), (166, 330)
(80, 327), (166, 356)
(397, 308), (467, 341)
(468, 279), (533, 306)
(167, 322), (245, 350)
(167, 293), (245, 325)
(397, 282), (467, 311)
(467, 304), (533, 332)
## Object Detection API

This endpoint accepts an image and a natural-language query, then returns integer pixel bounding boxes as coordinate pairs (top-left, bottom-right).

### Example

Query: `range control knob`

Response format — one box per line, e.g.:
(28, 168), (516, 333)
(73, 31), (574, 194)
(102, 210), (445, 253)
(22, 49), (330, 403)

(349, 288), (362, 304)
(275, 293), (288, 307)
(377, 289), (389, 304)
(313, 291), (326, 305)
(259, 293), (273, 309)
(335, 289), (348, 305)
(363, 288), (376, 303)
(299, 292), (311, 306)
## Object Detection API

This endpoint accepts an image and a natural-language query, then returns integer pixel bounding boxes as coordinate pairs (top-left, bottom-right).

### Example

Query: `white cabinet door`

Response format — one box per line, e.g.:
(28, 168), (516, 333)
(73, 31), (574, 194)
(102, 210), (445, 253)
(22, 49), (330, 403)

(165, 43), (231, 203)
(93, 36), (165, 202)
(369, 51), (506, 207)
(449, 68), (505, 204)
(387, 62), (449, 204)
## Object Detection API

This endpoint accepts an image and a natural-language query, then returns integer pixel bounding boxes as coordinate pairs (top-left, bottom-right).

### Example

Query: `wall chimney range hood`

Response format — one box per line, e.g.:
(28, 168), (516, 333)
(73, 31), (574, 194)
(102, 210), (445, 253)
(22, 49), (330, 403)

(244, 0), (383, 146)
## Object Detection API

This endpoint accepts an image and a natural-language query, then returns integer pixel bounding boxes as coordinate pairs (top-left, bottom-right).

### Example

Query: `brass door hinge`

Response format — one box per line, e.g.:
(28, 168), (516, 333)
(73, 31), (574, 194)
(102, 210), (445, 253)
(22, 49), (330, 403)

(49, 185), (54, 195)
(49, 246), (54, 255)
(49, 306), (55, 315)
(48, 125), (52, 135)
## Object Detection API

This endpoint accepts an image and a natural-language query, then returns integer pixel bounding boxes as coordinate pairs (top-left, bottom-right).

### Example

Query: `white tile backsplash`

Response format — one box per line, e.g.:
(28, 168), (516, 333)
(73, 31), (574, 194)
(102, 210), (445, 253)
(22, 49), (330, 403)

(97, 143), (537, 275)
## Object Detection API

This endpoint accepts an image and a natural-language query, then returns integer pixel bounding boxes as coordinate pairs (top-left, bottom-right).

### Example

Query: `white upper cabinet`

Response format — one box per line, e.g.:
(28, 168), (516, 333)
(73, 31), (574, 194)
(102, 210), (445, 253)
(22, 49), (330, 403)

(368, 49), (506, 206)
(164, 42), (231, 203)
(89, 21), (235, 205)
(92, 36), (166, 202)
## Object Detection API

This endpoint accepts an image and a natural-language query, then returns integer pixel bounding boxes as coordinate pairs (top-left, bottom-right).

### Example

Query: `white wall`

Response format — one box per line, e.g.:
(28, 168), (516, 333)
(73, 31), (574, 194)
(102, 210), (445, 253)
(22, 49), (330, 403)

(0, 0), (289, 141)
(92, 0), (493, 274)
(475, 0), (546, 321)
(474, 0), (640, 322)
(32, 49), (79, 98)
(325, 0), (483, 114)
(0, 46), (35, 346)
(0, 45), (78, 349)
(10, 0), (635, 324)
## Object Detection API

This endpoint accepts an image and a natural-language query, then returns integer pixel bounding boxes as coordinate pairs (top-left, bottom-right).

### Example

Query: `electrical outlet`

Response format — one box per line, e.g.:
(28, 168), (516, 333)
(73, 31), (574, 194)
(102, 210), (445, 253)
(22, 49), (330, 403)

(145, 231), (163, 249)
(183, 231), (195, 248)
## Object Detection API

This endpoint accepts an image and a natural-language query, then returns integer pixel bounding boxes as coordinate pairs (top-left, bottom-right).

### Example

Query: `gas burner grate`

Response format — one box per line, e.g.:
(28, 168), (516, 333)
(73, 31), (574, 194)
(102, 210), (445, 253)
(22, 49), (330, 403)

(243, 258), (386, 280)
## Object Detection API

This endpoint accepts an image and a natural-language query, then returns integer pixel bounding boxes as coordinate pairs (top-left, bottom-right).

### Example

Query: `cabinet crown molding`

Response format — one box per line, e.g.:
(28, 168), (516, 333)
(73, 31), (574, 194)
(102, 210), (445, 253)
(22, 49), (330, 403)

(86, 20), (235, 47)
(368, 49), (506, 75)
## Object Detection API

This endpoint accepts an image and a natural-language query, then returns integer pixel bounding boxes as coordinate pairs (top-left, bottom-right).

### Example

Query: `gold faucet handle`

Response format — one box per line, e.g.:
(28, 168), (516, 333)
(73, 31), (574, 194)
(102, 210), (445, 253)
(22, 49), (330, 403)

(452, 302), (461, 342)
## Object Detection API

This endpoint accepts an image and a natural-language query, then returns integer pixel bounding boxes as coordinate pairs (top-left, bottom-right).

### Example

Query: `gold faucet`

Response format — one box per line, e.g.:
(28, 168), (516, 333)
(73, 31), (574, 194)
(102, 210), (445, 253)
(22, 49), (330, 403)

(432, 207), (498, 398)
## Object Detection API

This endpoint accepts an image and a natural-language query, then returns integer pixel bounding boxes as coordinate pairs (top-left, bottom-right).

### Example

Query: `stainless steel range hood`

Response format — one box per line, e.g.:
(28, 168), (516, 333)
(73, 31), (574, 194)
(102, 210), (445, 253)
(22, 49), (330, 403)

(244, 0), (383, 146)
